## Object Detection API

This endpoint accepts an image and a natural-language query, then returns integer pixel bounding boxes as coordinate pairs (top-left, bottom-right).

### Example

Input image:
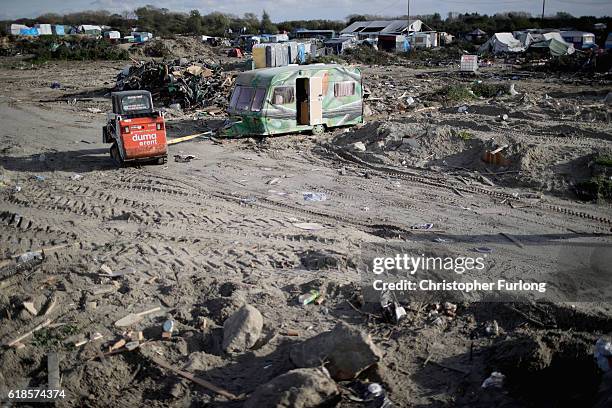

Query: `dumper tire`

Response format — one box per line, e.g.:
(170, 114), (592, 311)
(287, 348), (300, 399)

(110, 143), (123, 167)
(311, 124), (325, 136)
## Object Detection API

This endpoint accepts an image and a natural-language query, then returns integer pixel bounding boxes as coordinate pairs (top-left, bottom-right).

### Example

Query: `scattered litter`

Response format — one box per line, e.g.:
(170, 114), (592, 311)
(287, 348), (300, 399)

(174, 154), (197, 163)
(293, 222), (325, 231)
(458, 105), (468, 113)
(240, 196), (257, 204)
(86, 107), (102, 114)
(595, 338), (612, 372)
(481, 371), (505, 389)
(411, 223), (433, 230)
(125, 341), (140, 351)
(474, 247), (494, 253)
(22, 301), (38, 316)
(14, 186), (22, 193)
(381, 290), (406, 324)
(509, 83), (519, 96)
(50, 82), (60, 89)
(71, 174), (83, 180)
(109, 338), (126, 352)
(433, 237), (451, 243)
(17, 250), (43, 264)
(162, 319), (175, 339)
(303, 192), (327, 202)
(74, 332), (103, 347)
(5, 318), (52, 348)
(353, 141), (367, 152)
(34, 175), (46, 181)
(115, 59), (231, 110)
(485, 320), (500, 336)
(99, 264), (133, 278)
(298, 290), (320, 306)
(114, 306), (161, 328)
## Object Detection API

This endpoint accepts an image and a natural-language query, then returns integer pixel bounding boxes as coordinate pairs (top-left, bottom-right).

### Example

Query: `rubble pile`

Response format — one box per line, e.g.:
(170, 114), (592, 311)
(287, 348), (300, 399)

(115, 58), (233, 110)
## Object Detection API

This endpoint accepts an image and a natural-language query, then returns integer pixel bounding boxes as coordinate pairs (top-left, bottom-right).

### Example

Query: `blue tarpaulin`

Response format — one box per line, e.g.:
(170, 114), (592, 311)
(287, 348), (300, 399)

(19, 28), (39, 36)
(54, 25), (65, 36)
(297, 43), (306, 63)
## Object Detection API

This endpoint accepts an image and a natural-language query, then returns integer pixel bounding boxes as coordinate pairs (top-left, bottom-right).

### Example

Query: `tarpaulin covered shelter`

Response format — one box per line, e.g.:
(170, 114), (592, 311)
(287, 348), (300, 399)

(378, 34), (409, 52)
(527, 32), (575, 56)
(10, 24), (29, 35)
(341, 20), (422, 40)
(478, 33), (524, 54)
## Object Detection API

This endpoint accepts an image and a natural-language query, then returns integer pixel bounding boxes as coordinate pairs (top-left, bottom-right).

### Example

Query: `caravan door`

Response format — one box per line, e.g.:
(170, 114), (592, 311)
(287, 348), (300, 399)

(309, 76), (323, 125)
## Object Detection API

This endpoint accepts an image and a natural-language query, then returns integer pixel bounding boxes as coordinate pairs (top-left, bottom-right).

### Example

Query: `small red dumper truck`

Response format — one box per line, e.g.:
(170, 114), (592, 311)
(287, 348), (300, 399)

(103, 90), (168, 165)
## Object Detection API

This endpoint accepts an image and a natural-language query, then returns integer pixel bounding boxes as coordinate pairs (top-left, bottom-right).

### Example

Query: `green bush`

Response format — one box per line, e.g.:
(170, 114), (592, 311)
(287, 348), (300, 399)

(10, 36), (129, 62)
(575, 176), (612, 201)
(440, 85), (474, 102)
(471, 82), (509, 98)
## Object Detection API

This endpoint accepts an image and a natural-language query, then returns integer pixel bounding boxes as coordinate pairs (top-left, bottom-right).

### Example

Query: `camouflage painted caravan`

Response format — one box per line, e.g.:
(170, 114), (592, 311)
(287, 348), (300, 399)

(224, 64), (363, 137)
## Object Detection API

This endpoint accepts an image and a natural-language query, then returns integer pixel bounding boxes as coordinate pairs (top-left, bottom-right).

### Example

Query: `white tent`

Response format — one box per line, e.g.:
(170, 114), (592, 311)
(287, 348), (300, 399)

(478, 33), (524, 54)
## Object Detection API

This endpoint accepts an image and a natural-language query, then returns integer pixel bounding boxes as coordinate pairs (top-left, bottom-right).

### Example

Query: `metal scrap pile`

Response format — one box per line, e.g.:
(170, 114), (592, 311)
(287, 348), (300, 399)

(115, 58), (233, 110)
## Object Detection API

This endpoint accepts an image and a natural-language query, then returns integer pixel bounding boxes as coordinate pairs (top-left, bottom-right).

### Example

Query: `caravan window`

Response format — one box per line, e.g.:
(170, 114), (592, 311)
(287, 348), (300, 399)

(334, 81), (356, 97)
(251, 88), (267, 112)
(236, 87), (255, 111)
(272, 87), (294, 105)
(229, 86), (242, 109)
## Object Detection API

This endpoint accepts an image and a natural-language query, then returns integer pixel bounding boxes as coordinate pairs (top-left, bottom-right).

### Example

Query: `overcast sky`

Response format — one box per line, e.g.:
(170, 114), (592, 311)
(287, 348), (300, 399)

(1, 0), (611, 21)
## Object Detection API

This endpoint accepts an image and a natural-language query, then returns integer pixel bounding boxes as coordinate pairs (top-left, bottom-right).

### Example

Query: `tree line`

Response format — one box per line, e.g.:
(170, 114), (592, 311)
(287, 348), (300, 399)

(3, 7), (610, 39)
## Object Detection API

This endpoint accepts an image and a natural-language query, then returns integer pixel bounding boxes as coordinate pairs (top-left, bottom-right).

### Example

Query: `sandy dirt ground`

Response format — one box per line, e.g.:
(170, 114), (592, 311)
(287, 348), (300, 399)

(1, 58), (612, 407)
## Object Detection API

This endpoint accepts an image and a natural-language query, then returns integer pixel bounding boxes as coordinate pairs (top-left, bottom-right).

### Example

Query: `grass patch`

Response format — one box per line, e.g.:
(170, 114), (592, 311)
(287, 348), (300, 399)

(575, 176), (612, 201)
(594, 154), (612, 167)
(31, 324), (79, 348)
(471, 82), (509, 98)
(456, 130), (473, 140)
(440, 85), (475, 102)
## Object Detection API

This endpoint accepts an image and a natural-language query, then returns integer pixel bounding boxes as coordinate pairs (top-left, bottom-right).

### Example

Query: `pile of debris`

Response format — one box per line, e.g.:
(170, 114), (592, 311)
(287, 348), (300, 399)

(115, 58), (233, 110)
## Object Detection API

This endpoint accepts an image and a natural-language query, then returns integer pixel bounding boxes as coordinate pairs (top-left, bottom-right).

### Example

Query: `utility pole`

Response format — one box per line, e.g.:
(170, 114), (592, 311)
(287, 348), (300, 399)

(407, 0), (410, 22)
(541, 0), (545, 22)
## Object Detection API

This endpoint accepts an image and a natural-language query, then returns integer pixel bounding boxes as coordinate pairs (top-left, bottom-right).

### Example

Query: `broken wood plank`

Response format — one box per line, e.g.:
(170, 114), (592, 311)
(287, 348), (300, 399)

(490, 145), (509, 155)
(114, 306), (161, 328)
(23, 301), (38, 316)
(149, 356), (238, 400)
(47, 352), (61, 390)
(5, 318), (52, 348)
(42, 294), (57, 316)
(167, 131), (213, 146)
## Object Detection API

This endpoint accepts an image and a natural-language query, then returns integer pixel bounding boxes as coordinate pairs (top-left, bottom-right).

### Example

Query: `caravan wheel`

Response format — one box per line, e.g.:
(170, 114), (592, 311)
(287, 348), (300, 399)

(311, 124), (325, 136)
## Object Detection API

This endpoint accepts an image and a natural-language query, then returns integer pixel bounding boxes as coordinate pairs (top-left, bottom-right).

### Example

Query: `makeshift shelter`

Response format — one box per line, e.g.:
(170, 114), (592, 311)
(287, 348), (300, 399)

(10, 24), (29, 35)
(606, 33), (612, 50)
(528, 32), (575, 56)
(104, 31), (121, 40)
(35, 24), (52, 35)
(378, 34), (409, 52)
(52, 25), (66, 35)
(478, 33), (524, 54)
(466, 28), (487, 42)
(560, 31), (596, 49)
(19, 27), (39, 36)
(324, 36), (356, 55)
(78, 25), (102, 36)
(341, 20), (422, 40)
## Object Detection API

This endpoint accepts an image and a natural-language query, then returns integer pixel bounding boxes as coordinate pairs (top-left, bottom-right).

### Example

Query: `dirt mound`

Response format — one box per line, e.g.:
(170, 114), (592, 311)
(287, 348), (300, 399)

(333, 120), (485, 168)
(488, 331), (600, 407)
(132, 37), (218, 60)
